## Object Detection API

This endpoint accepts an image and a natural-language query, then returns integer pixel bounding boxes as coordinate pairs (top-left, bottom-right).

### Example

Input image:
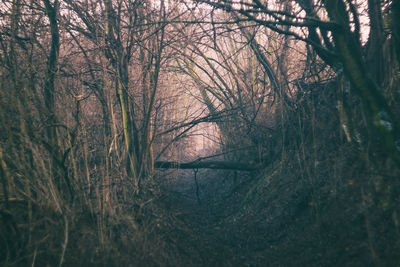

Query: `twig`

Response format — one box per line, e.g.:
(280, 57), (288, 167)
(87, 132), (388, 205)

(59, 215), (69, 267)
(193, 169), (201, 205)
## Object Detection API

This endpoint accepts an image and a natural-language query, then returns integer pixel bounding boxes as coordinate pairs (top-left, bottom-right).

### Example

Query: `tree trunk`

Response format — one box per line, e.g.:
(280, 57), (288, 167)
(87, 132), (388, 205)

(324, 0), (400, 164)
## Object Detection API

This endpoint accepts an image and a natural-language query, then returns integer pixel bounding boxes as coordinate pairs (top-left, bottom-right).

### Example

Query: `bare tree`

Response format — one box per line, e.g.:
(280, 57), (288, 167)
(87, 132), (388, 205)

(196, 0), (400, 165)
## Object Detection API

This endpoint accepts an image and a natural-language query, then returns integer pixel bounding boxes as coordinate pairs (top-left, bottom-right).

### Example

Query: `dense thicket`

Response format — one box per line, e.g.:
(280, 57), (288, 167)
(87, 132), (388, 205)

(1, 0), (399, 266)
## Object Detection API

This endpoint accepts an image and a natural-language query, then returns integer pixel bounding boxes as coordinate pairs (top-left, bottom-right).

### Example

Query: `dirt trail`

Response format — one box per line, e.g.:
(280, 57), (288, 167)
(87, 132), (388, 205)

(162, 170), (253, 267)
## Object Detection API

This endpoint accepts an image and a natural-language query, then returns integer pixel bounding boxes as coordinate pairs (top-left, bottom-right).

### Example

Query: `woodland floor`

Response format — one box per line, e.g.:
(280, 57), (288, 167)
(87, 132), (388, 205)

(159, 169), (267, 267)
(3, 150), (399, 267)
(153, 149), (400, 267)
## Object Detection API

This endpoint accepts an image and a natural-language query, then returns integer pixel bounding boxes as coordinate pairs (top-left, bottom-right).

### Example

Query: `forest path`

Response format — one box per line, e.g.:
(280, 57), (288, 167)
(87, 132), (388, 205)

(161, 169), (254, 266)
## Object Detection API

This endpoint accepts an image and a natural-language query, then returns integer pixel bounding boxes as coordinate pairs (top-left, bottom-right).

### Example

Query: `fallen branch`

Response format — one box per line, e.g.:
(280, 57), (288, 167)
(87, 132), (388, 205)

(154, 160), (259, 171)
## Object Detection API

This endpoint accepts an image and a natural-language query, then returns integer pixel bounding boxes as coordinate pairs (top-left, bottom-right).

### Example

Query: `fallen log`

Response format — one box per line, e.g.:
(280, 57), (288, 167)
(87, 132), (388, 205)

(154, 160), (258, 171)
